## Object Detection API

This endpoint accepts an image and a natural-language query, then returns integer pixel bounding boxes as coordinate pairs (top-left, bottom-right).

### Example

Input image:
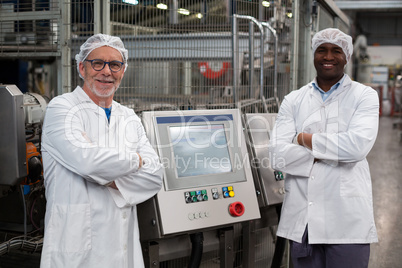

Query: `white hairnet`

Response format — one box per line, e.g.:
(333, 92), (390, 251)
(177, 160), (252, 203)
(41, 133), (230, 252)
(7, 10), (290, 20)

(75, 34), (128, 79)
(312, 28), (353, 64)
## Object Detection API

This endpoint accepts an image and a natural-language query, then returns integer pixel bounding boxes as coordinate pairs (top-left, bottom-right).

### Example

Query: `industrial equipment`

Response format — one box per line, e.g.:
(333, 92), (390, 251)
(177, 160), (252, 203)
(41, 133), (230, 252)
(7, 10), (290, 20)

(0, 85), (285, 266)
(138, 109), (285, 267)
(243, 113), (286, 268)
(243, 113), (285, 208)
(0, 85), (47, 258)
(139, 109), (261, 239)
(0, 85), (47, 186)
(138, 109), (263, 266)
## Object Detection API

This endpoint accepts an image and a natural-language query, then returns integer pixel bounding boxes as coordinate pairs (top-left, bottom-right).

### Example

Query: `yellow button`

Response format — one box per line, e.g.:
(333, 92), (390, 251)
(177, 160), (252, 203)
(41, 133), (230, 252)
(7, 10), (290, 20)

(229, 191), (235, 197)
(228, 186), (233, 191)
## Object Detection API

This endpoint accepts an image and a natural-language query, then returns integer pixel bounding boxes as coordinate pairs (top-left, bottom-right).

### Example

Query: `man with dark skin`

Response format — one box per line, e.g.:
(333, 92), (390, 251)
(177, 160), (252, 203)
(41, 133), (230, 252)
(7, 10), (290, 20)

(269, 28), (379, 268)
(297, 42), (347, 149)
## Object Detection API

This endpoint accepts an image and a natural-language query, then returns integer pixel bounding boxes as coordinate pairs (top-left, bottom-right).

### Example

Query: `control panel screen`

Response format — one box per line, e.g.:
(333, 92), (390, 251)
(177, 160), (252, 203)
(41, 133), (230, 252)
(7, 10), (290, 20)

(153, 113), (247, 191)
(139, 110), (262, 237)
(169, 124), (232, 177)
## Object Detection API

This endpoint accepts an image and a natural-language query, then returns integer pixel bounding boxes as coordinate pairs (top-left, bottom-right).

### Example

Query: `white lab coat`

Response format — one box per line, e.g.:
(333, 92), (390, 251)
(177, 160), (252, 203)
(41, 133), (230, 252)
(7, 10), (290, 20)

(40, 86), (163, 268)
(268, 75), (379, 244)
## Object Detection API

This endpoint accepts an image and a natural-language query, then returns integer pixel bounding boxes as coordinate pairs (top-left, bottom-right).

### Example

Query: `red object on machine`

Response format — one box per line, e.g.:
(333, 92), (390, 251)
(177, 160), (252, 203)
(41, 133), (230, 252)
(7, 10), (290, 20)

(229, 201), (245, 217)
(198, 62), (231, 79)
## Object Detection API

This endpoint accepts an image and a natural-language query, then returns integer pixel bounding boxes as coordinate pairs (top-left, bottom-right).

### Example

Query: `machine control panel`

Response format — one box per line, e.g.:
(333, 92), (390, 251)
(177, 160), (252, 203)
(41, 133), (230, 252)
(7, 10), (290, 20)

(184, 186), (237, 204)
(222, 186), (235, 198)
(274, 171), (284, 181)
(229, 201), (245, 217)
(211, 188), (220, 200)
(140, 109), (261, 237)
(184, 190), (208, 203)
(243, 113), (285, 207)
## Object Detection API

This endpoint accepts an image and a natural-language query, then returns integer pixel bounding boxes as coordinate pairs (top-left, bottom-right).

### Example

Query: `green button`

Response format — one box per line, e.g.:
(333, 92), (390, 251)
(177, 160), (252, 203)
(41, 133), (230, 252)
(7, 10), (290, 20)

(203, 195), (208, 201)
(192, 196), (198, 202)
(201, 189), (207, 194)
(190, 191), (196, 196)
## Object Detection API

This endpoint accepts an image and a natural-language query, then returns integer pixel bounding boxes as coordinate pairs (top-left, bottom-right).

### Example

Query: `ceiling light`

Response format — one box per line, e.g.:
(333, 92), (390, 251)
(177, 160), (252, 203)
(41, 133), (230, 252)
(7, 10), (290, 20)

(123, 0), (139, 5)
(287, 12), (293, 18)
(262, 1), (270, 8)
(178, 8), (190, 15)
(197, 13), (203, 19)
(156, 3), (168, 10)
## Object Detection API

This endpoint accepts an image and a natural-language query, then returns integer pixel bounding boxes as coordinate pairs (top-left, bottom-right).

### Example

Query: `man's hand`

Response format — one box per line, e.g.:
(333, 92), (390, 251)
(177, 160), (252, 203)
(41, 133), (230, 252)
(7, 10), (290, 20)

(108, 181), (118, 190)
(297, 133), (313, 149)
(137, 153), (142, 169)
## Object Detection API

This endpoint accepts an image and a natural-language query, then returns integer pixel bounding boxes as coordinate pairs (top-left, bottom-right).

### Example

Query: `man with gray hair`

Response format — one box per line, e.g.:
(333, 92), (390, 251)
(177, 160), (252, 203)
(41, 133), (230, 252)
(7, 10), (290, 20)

(40, 34), (163, 267)
(269, 28), (379, 267)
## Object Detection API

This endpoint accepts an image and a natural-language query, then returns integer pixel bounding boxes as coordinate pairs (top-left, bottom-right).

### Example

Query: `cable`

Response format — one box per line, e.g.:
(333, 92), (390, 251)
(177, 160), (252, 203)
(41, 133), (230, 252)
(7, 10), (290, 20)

(188, 232), (204, 268)
(271, 204), (286, 268)
(0, 237), (43, 256)
(19, 185), (27, 238)
(30, 197), (41, 230)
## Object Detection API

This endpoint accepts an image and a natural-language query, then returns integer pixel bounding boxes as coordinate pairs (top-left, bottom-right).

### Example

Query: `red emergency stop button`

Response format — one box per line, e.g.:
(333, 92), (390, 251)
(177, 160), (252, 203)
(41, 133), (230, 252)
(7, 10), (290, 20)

(229, 201), (245, 217)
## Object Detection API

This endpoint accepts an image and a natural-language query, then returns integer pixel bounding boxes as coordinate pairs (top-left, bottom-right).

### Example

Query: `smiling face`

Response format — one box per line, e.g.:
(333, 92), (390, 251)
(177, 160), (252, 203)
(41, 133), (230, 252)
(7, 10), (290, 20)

(79, 46), (125, 107)
(314, 43), (347, 91)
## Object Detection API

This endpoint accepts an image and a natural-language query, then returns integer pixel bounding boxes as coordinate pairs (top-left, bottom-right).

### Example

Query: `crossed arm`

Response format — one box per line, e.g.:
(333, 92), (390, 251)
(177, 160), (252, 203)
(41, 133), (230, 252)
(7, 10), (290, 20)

(268, 88), (379, 177)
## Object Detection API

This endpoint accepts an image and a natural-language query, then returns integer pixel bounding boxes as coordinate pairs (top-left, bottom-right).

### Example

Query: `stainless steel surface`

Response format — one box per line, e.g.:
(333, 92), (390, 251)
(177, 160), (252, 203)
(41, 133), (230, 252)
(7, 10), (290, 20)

(243, 113), (285, 207)
(0, 85), (27, 185)
(139, 109), (261, 238)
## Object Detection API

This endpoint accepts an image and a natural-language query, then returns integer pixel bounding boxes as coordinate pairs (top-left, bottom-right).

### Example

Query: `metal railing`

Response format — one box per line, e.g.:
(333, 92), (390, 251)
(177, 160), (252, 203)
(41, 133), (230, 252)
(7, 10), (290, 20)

(232, 14), (280, 113)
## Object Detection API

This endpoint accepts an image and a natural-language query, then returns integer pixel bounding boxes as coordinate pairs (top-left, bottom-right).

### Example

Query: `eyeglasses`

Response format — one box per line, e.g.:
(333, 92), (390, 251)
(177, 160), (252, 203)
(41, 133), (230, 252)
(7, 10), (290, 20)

(84, 59), (124, 72)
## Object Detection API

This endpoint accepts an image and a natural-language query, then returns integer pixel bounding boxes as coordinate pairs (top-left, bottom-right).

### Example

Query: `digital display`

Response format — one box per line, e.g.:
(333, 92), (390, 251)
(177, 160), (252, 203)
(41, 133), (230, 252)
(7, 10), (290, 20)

(169, 125), (232, 177)
(154, 113), (245, 191)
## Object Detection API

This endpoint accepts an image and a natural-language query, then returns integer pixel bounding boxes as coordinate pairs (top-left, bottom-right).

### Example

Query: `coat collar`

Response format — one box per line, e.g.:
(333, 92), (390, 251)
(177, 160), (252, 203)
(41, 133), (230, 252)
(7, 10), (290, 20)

(308, 74), (352, 103)
(72, 86), (120, 118)
(73, 86), (118, 114)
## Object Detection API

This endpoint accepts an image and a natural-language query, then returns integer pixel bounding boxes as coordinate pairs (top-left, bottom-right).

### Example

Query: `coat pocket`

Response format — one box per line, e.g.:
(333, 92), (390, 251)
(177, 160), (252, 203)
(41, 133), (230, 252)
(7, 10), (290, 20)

(340, 176), (370, 198)
(339, 161), (372, 198)
(47, 203), (92, 252)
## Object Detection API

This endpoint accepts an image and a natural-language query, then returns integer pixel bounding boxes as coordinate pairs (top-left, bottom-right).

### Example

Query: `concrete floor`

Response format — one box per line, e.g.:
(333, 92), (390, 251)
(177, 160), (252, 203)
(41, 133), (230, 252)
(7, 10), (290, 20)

(367, 116), (402, 268)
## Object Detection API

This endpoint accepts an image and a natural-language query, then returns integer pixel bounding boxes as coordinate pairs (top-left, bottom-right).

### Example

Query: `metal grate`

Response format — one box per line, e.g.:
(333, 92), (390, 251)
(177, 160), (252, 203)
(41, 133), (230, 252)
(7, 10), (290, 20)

(69, 0), (293, 114)
(0, 1), (292, 109)
(0, 0), (60, 57)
